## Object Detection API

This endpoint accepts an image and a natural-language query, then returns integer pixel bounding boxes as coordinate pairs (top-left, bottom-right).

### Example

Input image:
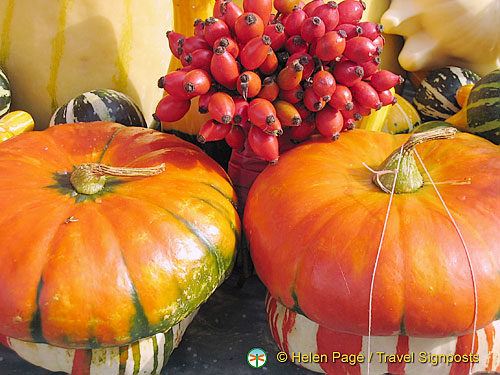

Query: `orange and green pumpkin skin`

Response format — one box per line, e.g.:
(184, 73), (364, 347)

(243, 129), (500, 338)
(0, 122), (240, 348)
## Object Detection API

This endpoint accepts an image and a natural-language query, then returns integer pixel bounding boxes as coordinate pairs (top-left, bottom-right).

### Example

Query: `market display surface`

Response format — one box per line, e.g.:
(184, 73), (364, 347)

(0, 0), (500, 374)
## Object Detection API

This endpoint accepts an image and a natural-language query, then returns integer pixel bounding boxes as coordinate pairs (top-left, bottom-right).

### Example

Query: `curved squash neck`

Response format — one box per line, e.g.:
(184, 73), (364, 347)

(372, 128), (457, 194)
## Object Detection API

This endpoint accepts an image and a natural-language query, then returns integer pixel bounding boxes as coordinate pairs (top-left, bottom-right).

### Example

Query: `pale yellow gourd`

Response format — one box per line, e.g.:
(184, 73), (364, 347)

(0, 0), (212, 129)
(358, 0), (405, 76)
(160, 0), (216, 135)
(381, 0), (500, 76)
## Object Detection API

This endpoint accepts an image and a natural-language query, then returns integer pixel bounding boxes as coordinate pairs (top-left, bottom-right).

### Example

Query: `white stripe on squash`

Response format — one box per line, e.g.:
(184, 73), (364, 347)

(138, 336), (156, 374)
(65, 98), (76, 124)
(408, 336), (459, 374)
(5, 309), (198, 375)
(83, 92), (113, 122)
(155, 331), (166, 372)
(90, 347), (120, 374)
(8, 337), (75, 373)
(266, 293), (500, 374)
(419, 78), (460, 115)
(450, 66), (471, 87)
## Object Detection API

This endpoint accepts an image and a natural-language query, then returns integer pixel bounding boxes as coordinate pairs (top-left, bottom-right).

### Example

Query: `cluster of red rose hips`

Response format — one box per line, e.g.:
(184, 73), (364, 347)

(155, 0), (403, 163)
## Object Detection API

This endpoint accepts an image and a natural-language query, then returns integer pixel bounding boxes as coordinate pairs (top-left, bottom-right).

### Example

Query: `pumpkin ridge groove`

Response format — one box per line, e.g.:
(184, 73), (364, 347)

(29, 277), (46, 343)
(194, 197), (239, 236)
(399, 315), (406, 335)
(104, 191), (231, 281)
(117, 249), (151, 342)
(26, 201), (75, 344)
(98, 126), (126, 163)
(165, 209), (225, 281)
(290, 288), (307, 318)
(95, 192), (234, 337)
(201, 182), (237, 209)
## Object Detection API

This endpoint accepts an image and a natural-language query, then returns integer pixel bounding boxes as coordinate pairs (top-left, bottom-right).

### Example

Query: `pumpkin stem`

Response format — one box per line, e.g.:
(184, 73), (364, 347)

(70, 163), (165, 195)
(372, 127), (457, 194)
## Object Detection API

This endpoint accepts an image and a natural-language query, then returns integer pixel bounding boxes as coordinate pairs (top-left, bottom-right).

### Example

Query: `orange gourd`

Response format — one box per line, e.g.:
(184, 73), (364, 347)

(0, 122), (240, 348)
(244, 128), (500, 337)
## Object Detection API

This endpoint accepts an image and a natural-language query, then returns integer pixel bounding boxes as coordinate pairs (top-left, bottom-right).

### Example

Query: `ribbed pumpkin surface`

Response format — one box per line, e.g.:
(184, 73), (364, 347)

(0, 122), (240, 348)
(244, 129), (500, 338)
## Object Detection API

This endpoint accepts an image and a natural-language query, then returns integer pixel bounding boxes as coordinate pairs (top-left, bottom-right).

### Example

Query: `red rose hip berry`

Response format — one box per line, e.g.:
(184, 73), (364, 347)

(343, 36), (381, 63)
(313, 70), (337, 99)
(183, 69), (212, 96)
(155, 95), (191, 122)
(301, 16), (326, 43)
(338, 0), (366, 25)
(312, 1), (340, 31)
(210, 46), (240, 90)
(315, 106), (343, 140)
(208, 92), (236, 124)
(350, 81), (382, 110)
(240, 35), (272, 70)
(333, 60), (364, 86)
(234, 12), (265, 43)
(370, 69), (405, 91)
(248, 125), (279, 163)
(315, 30), (346, 61)
(197, 119), (232, 143)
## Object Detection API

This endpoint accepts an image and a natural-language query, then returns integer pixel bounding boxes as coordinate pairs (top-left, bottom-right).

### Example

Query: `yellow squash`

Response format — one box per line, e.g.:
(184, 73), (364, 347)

(381, 0), (500, 76)
(0, 126), (13, 142)
(0, 0), (211, 129)
(0, 110), (34, 135)
(161, 1), (215, 136)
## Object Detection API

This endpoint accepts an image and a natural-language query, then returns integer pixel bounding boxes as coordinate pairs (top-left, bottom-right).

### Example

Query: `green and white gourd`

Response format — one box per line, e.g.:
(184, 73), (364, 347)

(0, 66), (11, 117)
(413, 66), (480, 121)
(2, 309), (197, 375)
(465, 69), (500, 144)
(49, 89), (146, 127)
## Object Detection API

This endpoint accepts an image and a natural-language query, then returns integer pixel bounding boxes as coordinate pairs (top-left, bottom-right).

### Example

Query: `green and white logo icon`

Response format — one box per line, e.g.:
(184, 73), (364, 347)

(247, 348), (267, 368)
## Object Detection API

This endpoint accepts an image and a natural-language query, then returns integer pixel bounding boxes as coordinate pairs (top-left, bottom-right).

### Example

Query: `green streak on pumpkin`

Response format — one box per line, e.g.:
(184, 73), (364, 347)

(399, 315), (407, 335)
(290, 287), (307, 318)
(494, 306), (500, 322)
(152, 335), (159, 374)
(30, 277), (46, 343)
(87, 335), (101, 349)
(98, 126), (126, 163)
(120, 251), (151, 342)
(194, 197), (240, 278)
(163, 329), (174, 368)
(202, 182), (237, 209)
(46, 169), (123, 203)
(195, 197), (240, 239)
(167, 209), (225, 283)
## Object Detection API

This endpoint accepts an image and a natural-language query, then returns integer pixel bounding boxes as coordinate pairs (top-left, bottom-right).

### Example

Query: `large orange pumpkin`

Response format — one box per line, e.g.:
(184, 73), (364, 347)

(0, 122), (240, 348)
(244, 128), (500, 338)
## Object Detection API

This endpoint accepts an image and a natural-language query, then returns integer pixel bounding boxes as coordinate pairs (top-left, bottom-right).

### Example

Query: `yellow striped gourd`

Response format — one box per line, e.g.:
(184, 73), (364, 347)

(0, 0), (213, 129)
